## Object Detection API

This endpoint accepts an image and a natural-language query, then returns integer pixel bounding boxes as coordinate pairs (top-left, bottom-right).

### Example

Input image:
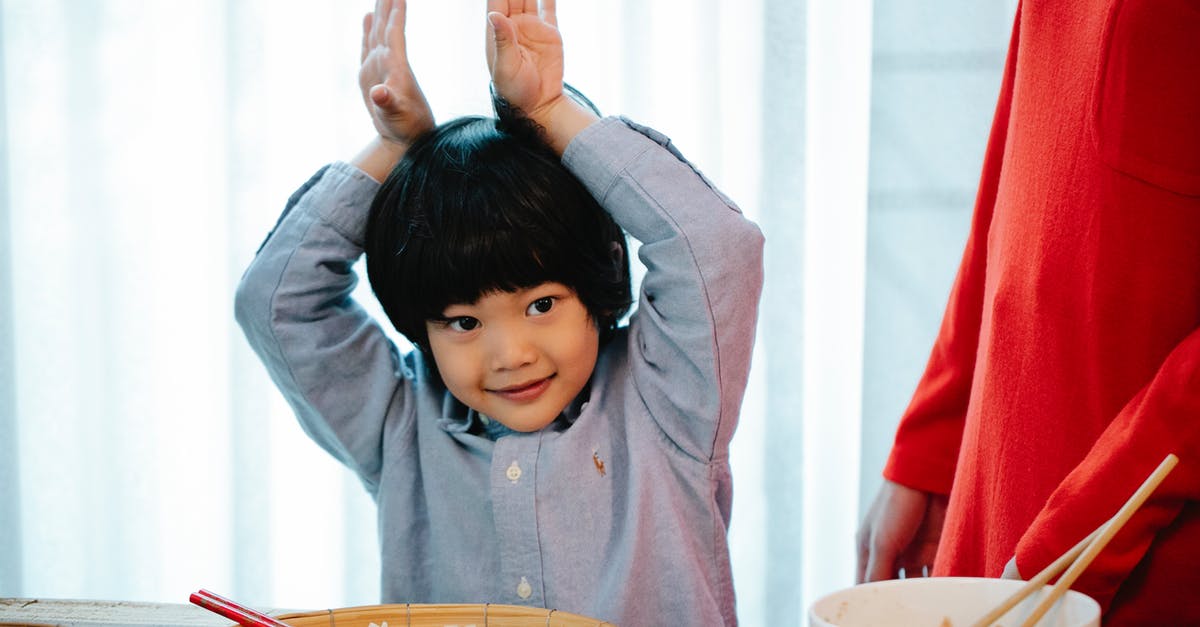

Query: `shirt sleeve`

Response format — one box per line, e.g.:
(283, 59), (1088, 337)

(234, 161), (414, 493)
(1015, 325), (1200, 611)
(562, 117), (765, 462)
(883, 9), (1022, 495)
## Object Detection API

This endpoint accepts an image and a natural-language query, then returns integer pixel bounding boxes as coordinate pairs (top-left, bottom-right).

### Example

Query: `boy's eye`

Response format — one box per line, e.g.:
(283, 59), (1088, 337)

(447, 317), (480, 332)
(527, 297), (556, 316)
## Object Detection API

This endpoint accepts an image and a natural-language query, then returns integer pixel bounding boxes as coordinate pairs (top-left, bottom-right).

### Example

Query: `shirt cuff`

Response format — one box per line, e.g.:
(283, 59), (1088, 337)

(309, 161), (382, 247)
(561, 116), (659, 199)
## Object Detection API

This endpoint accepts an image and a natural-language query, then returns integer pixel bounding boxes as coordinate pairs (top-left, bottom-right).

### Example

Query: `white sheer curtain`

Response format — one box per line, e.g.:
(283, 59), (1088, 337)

(1, 0), (1011, 624)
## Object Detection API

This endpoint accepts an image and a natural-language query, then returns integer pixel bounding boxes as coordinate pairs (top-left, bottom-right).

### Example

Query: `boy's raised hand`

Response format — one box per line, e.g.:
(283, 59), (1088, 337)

(485, 0), (562, 116)
(486, 0), (597, 155)
(360, 0), (434, 151)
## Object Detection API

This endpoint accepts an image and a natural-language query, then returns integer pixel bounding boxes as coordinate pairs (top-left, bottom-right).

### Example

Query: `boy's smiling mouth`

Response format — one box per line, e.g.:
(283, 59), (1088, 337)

(488, 375), (554, 402)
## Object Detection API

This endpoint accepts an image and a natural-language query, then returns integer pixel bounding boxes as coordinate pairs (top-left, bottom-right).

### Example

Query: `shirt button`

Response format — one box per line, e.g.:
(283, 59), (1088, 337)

(506, 461), (522, 483)
(516, 576), (533, 599)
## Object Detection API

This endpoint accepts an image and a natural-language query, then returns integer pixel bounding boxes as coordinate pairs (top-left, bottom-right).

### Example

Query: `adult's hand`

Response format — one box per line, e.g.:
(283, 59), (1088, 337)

(856, 479), (948, 583)
(1000, 556), (1022, 580)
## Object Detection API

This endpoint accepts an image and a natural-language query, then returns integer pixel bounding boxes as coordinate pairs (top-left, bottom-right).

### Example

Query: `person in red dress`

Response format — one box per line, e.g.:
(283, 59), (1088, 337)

(856, 1), (1200, 623)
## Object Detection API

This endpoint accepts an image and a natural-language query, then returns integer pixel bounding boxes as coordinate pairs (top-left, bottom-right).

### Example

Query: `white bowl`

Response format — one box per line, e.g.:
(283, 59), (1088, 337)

(809, 577), (1101, 627)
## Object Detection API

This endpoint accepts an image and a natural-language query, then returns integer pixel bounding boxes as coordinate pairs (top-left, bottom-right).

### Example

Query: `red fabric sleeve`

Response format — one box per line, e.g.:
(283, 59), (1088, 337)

(1015, 326), (1200, 611)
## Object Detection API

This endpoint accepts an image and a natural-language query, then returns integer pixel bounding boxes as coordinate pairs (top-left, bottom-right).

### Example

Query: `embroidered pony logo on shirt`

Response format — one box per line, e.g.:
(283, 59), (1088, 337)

(592, 448), (606, 477)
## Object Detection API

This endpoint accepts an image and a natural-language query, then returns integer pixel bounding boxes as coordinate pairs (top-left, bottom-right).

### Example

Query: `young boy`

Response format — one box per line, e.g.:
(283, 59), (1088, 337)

(234, 1), (763, 624)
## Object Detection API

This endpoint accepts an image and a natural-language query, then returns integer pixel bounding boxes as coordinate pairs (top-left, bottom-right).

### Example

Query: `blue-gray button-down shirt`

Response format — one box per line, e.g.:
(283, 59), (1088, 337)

(235, 117), (764, 626)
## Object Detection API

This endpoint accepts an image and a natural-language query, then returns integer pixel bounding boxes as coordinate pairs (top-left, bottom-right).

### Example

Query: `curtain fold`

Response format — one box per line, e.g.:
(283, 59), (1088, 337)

(800, 0), (873, 615)
(0, 0), (21, 595)
(754, 0), (807, 624)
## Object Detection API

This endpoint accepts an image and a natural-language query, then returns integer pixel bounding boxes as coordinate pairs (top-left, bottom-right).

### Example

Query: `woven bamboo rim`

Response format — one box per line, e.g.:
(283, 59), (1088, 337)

(272, 603), (616, 627)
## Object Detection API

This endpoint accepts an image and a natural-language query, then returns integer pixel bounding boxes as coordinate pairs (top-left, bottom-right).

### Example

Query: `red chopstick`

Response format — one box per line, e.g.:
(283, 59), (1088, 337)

(189, 589), (291, 627)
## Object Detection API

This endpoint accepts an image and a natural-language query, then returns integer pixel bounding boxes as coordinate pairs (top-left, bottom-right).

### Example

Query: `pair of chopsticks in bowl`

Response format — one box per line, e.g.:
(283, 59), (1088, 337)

(190, 588), (292, 627)
(970, 453), (1179, 627)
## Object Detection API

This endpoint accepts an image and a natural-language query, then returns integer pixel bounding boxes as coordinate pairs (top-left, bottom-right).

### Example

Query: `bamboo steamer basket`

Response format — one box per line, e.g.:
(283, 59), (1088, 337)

(272, 603), (615, 626)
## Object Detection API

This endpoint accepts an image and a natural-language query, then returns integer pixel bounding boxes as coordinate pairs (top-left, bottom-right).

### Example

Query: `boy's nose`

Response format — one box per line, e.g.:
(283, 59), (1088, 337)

(487, 330), (537, 371)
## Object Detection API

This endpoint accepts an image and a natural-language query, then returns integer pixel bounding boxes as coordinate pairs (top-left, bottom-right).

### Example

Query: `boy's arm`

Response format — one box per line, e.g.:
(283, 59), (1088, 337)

(235, 163), (404, 489)
(233, 0), (434, 488)
(486, 1), (764, 461)
(563, 119), (765, 461)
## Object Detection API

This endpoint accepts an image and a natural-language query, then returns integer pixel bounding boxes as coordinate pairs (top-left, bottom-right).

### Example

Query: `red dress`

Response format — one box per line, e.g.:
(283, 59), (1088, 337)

(883, 0), (1200, 622)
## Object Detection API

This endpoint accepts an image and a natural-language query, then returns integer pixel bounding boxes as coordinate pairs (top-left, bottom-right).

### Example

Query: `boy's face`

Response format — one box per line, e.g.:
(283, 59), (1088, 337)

(426, 282), (600, 432)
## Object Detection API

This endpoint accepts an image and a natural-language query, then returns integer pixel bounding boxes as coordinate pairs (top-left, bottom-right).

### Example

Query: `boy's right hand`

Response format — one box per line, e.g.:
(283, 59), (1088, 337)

(359, 0), (434, 153)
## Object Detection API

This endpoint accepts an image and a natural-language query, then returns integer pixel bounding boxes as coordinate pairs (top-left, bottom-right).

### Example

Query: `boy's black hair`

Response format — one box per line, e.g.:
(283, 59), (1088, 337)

(363, 113), (633, 371)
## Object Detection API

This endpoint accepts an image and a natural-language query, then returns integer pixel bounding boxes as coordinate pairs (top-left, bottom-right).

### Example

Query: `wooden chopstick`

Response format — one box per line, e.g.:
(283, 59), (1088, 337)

(970, 453), (1178, 627)
(190, 589), (292, 627)
(1018, 453), (1178, 626)
(967, 524), (1106, 627)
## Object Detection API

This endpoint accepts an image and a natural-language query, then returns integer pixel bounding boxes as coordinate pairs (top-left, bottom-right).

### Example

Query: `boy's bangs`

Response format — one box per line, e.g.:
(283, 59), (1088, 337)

(412, 206), (574, 318)
(366, 114), (630, 350)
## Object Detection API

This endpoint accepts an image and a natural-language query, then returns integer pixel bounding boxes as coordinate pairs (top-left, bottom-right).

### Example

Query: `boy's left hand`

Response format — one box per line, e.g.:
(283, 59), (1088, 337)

(486, 0), (597, 154)
(485, 0), (564, 118)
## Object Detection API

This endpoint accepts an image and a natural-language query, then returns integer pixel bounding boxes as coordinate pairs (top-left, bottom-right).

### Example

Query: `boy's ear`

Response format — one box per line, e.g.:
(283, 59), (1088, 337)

(608, 241), (624, 281)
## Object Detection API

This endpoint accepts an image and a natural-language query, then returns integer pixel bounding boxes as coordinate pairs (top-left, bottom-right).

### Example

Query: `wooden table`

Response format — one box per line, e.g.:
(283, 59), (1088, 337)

(0, 598), (293, 627)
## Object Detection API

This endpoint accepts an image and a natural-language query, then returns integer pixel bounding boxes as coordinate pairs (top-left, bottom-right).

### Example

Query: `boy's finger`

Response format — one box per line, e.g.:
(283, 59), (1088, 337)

(373, 0), (393, 44)
(488, 13), (520, 83)
(485, 11), (498, 67)
(541, 0), (556, 27)
(386, 0), (407, 53)
(370, 84), (392, 109)
(521, 0), (538, 16)
(361, 13), (372, 63)
(488, 13), (507, 41)
(485, 0), (507, 17)
(488, 12), (514, 54)
(372, 0), (383, 43)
